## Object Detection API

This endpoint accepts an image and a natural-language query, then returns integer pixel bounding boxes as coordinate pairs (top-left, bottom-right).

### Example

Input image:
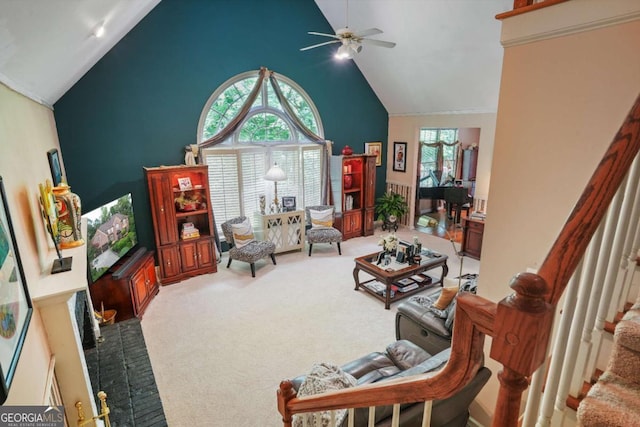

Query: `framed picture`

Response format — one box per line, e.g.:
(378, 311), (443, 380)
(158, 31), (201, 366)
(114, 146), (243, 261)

(47, 148), (63, 186)
(177, 177), (193, 191)
(0, 176), (33, 404)
(365, 142), (382, 167)
(282, 196), (296, 212)
(393, 142), (407, 172)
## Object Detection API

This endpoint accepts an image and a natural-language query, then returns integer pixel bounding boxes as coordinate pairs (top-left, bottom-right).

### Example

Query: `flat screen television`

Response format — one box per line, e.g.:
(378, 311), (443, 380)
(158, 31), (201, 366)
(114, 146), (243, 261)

(83, 193), (138, 283)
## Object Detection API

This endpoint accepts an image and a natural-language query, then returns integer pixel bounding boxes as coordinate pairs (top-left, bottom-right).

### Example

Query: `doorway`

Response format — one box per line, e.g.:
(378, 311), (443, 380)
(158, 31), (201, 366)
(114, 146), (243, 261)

(414, 127), (480, 237)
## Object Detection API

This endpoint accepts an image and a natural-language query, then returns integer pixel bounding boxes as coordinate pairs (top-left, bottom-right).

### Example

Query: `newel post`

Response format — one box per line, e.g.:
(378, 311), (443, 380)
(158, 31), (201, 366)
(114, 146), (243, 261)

(490, 272), (554, 426)
(277, 380), (296, 427)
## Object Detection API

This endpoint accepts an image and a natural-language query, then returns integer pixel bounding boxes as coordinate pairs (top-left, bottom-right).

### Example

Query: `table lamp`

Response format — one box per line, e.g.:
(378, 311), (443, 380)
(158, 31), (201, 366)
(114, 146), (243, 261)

(264, 163), (287, 213)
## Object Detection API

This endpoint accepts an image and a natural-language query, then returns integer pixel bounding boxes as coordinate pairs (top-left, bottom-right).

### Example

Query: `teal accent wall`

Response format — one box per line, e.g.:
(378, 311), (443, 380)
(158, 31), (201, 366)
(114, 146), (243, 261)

(54, 0), (389, 251)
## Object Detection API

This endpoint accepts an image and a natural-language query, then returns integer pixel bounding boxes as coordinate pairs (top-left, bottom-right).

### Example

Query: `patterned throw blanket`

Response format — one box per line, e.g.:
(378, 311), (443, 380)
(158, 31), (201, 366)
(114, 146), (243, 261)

(293, 362), (357, 427)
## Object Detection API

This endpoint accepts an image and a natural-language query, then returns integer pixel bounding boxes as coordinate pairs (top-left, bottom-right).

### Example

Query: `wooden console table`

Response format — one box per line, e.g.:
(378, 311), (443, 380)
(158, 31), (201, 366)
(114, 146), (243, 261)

(254, 210), (305, 253)
(89, 250), (159, 321)
(353, 252), (449, 309)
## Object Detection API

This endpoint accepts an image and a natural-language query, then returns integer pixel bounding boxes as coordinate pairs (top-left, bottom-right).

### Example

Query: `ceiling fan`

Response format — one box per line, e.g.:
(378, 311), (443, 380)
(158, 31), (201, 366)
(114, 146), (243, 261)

(300, 0), (396, 59)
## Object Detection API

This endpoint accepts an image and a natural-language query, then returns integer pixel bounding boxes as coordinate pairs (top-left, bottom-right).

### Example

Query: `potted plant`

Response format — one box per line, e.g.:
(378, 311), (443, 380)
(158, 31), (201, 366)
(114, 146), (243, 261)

(375, 192), (409, 229)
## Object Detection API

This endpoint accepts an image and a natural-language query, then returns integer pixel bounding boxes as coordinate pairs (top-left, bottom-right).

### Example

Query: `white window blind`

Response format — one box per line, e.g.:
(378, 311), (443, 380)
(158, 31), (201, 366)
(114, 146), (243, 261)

(302, 146), (322, 207)
(204, 150), (241, 235)
(204, 145), (323, 238)
(240, 149), (266, 225)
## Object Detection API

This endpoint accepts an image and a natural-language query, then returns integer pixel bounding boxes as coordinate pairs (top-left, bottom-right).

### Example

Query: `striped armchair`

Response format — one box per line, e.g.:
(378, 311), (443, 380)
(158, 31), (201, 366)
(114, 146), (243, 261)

(305, 205), (342, 256)
(221, 216), (276, 277)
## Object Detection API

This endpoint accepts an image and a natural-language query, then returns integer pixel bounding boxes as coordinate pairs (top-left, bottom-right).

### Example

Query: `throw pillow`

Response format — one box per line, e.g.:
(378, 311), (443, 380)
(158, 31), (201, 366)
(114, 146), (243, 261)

(231, 218), (255, 249)
(432, 284), (459, 310)
(310, 208), (334, 228)
(293, 362), (357, 427)
(410, 295), (435, 308)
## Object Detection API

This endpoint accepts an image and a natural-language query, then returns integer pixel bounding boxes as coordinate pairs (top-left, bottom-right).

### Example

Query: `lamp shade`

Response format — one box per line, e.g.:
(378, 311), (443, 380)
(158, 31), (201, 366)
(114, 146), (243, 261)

(335, 42), (362, 60)
(335, 44), (353, 60)
(264, 163), (286, 182)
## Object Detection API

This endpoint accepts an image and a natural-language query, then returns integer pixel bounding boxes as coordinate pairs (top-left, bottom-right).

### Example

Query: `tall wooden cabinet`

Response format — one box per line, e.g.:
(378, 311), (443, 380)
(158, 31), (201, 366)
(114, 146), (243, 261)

(462, 148), (478, 181)
(144, 165), (217, 284)
(331, 154), (377, 240)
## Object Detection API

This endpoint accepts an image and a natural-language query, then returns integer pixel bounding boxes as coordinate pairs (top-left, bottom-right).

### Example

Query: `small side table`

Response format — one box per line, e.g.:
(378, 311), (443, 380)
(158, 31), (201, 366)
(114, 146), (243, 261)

(254, 210), (305, 253)
(461, 217), (484, 260)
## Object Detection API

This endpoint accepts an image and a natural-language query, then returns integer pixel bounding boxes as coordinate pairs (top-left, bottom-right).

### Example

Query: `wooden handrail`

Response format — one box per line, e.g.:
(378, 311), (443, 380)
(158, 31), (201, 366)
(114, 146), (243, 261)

(277, 294), (495, 425)
(496, 0), (571, 20)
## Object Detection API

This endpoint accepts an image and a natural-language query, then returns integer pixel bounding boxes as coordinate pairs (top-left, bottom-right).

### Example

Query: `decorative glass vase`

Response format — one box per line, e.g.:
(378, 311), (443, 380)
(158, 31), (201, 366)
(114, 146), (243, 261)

(342, 145), (353, 155)
(259, 195), (266, 215)
(53, 184), (85, 249)
(343, 174), (353, 189)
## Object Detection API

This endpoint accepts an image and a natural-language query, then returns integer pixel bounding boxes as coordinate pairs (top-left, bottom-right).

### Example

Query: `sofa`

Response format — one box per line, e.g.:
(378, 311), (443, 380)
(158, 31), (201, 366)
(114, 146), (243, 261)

(396, 276), (479, 355)
(290, 340), (491, 427)
(396, 296), (453, 355)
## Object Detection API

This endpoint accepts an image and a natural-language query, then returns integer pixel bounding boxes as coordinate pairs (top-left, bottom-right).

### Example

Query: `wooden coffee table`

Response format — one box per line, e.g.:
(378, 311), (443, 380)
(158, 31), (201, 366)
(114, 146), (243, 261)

(353, 251), (449, 309)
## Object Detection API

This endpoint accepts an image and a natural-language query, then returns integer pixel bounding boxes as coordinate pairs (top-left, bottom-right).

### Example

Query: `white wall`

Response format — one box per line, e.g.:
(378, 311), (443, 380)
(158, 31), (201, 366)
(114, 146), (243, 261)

(387, 113), (497, 226)
(0, 83), (61, 404)
(473, 1), (640, 423)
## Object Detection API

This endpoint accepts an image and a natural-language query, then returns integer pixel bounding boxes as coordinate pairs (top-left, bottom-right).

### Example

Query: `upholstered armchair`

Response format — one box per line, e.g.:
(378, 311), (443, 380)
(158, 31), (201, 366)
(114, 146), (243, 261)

(305, 205), (342, 256)
(220, 216), (276, 277)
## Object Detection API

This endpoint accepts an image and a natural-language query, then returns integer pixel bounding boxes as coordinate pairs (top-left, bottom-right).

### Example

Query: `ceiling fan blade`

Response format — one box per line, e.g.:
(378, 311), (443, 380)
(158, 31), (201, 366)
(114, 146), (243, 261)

(300, 40), (341, 51)
(353, 28), (382, 38)
(361, 38), (396, 48)
(307, 31), (341, 39)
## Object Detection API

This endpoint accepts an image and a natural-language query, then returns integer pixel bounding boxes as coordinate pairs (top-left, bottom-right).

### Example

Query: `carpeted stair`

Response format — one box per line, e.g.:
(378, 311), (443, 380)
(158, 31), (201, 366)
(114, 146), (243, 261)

(577, 298), (640, 426)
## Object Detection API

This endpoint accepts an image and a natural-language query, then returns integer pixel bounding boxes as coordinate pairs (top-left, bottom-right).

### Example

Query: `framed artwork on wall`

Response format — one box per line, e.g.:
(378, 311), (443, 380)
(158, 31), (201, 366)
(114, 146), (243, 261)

(0, 176), (33, 404)
(364, 142), (382, 166)
(393, 142), (407, 172)
(47, 148), (63, 186)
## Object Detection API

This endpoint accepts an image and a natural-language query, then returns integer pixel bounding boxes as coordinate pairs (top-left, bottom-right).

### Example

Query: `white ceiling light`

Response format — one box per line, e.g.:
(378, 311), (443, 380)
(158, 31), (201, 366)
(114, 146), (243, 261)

(93, 23), (106, 38)
(335, 44), (353, 59)
(335, 41), (362, 60)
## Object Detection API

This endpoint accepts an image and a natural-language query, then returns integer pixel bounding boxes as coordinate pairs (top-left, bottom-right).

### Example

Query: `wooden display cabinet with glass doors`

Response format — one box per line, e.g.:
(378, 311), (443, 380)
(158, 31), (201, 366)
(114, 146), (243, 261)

(144, 165), (217, 284)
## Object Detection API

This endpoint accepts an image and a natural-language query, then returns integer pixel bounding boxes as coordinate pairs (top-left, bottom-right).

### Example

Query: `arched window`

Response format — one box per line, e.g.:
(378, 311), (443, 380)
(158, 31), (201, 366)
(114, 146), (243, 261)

(197, 70), (325, 235)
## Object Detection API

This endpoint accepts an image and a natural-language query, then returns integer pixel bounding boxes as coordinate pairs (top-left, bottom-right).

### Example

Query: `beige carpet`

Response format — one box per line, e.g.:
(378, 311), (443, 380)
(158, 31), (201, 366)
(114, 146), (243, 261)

(140, 227), (479, 427)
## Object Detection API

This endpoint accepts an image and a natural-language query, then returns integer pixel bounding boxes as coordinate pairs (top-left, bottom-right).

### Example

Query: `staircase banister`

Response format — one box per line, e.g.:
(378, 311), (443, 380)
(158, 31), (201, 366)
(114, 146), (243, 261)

(538, 93), (640, 306)
(278, 294), (494, 423)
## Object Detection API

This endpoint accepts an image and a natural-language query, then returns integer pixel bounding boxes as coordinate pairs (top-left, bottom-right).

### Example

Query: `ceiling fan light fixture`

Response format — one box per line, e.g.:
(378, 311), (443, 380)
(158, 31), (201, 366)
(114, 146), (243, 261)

(335, 41), (362, 60)
(335, 44), (353, 60)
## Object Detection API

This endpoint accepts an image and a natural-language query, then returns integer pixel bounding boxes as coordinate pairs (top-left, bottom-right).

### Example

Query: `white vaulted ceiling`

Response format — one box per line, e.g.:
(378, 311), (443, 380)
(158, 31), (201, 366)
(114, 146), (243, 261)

(0, 0), (161, 106)
(314, 0), (511, 116)
(0, 0), (511, 115)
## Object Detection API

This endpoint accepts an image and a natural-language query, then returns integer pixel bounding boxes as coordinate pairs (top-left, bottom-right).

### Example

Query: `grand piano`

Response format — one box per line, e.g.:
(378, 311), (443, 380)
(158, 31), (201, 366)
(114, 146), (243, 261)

(418, 185), (472, 224)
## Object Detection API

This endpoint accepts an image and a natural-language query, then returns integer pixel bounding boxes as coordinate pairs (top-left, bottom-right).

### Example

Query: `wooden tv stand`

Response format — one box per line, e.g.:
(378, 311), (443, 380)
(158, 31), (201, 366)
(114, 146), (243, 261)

(89, 249), (159, 322)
